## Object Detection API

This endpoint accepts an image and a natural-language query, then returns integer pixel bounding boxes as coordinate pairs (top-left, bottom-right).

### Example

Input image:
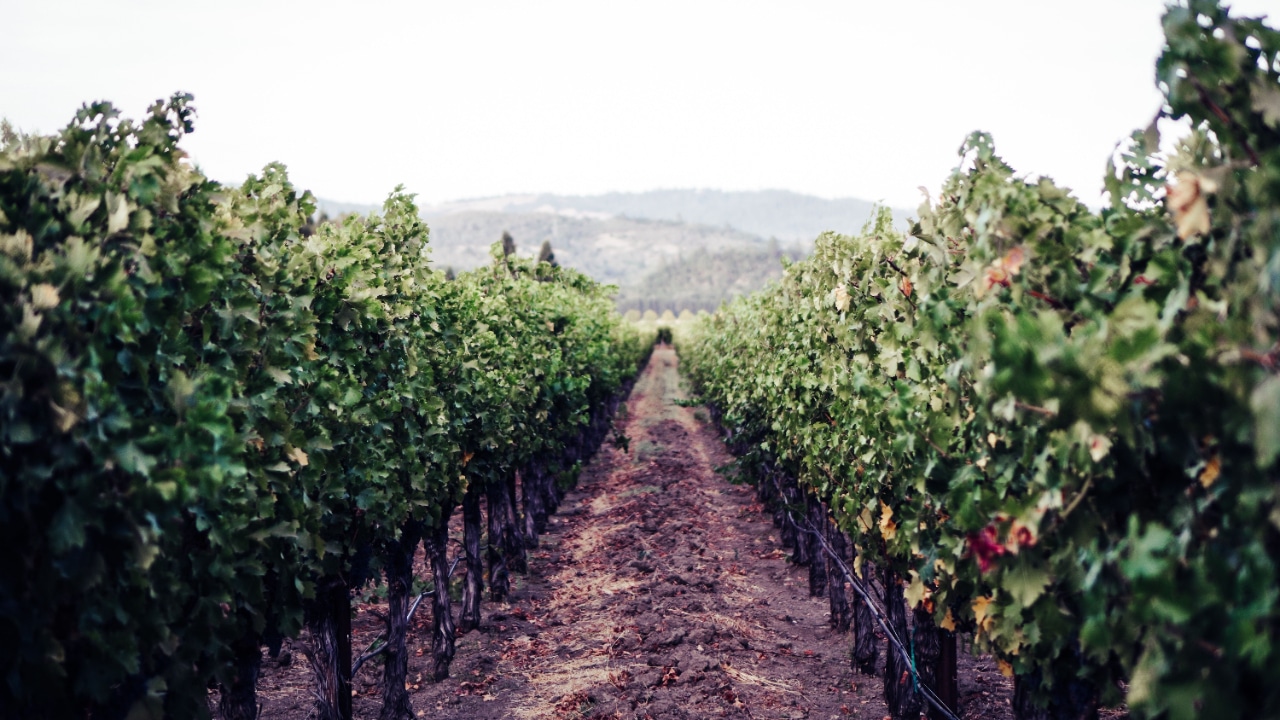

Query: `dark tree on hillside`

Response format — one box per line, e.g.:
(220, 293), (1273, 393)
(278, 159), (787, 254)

(538, 240), (557, 266)
(301, 211), (330, 238)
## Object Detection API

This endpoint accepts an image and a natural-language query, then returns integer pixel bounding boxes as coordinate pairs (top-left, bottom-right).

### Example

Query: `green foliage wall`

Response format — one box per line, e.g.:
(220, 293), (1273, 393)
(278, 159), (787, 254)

(681, 3), (1280, 716)
(0, 96), (652, 718)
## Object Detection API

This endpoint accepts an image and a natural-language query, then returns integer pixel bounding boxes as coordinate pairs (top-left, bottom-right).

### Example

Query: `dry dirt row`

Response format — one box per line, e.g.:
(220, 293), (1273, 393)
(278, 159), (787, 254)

(252, 346), (1017, 719)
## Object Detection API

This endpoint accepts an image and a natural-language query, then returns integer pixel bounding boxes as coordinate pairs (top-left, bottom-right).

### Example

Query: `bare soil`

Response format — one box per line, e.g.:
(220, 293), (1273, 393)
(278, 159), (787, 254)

(246, 346), (1022, 719)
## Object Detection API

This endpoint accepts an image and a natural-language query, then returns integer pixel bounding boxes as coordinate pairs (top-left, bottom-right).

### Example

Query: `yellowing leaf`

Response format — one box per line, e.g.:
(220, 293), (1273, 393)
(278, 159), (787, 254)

(997, 659), (1014, 678)
(972, 595), (996, 633)
(1, 229), (34, 262)
(49, 401), (79, 433)
(975, 456), (989, 470)
(940, 608), (956, 632)
(1199, 453), (1221, 488)
(857, 506), (875, 533)
(904, 571), (929, 608)
(987, 432), (998, 448)
(30, 283), (59, 310)
(286, 446), (309, 467)
(1167, 171), (1215, 240)
(833, 285), (851, 313)
(878, 501), (897, 541)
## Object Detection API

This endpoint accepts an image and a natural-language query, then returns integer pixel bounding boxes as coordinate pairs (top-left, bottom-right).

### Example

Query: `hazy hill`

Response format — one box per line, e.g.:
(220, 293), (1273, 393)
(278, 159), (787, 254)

(615, 245), (803, 315)
(314, 189), (909, 309)
(422, 211), (769, 287)
(421, 189), (911, 243)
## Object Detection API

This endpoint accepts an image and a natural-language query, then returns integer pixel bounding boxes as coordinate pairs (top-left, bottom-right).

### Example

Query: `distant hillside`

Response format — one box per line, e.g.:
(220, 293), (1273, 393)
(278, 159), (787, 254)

(312, 188), (904, 308)
(422, 189), (911, 243)
(615, 245), (803, 315)
(423, 212), (768, 287)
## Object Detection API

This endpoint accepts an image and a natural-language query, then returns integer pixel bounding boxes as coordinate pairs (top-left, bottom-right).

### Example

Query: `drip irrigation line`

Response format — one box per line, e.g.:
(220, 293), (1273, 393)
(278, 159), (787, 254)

(768, 472), (961, 720)
(351, 555), (463, 677)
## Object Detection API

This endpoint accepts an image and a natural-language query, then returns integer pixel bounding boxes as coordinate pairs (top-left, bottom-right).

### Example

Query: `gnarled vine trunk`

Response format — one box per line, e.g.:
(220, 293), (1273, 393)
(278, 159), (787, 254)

(485, 483), (509, 601)
(883, 568), (921, 720)
(459, 487), (484, 633)
(851, 558), (879, 675)
(378, 521), (422, 720)
(1012, 656), (1098, 720)
(825, 524), (851, 633)
(806, 495), (827, 597)
(427, 513), (457, 681)
(520, 465), (543, 547)
(542, 456), (564, 516)
(305, 578), (352, 720)
(217, 635), (262, 720)
(931, 630), (959, 720)
(504, 474), (527, 573)
(912, 605), (941, 720)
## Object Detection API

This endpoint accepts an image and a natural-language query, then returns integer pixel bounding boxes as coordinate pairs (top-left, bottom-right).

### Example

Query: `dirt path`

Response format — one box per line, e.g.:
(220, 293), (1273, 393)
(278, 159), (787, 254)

(435, 345), (865, 712)
(251, 345), (1018, 719)
(420, 345), (897, 719)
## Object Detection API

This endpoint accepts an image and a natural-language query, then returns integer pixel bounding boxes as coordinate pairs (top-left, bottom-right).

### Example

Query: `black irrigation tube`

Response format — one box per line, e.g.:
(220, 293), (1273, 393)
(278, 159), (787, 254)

(768, 472), (961, 720)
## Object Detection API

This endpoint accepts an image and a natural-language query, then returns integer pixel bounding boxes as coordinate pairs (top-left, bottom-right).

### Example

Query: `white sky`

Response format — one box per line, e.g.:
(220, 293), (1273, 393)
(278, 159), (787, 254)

(4, 0), (1278, 209)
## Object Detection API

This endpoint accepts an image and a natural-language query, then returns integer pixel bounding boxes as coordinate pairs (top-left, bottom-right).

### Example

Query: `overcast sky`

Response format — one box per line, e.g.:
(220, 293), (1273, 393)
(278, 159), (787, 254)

(4, 0), (1277, 209)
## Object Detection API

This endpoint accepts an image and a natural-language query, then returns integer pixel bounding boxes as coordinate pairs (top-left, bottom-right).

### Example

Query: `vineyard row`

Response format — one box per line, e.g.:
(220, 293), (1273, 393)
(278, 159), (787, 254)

(680, 3), (1280, 719)
(0, 97), (653, 719)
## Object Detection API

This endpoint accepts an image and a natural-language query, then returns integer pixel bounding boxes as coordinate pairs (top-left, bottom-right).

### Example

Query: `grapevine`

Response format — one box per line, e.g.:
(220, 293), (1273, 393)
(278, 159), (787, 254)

(681, 2), (1280, 717)
(0, 97), (652, 719)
